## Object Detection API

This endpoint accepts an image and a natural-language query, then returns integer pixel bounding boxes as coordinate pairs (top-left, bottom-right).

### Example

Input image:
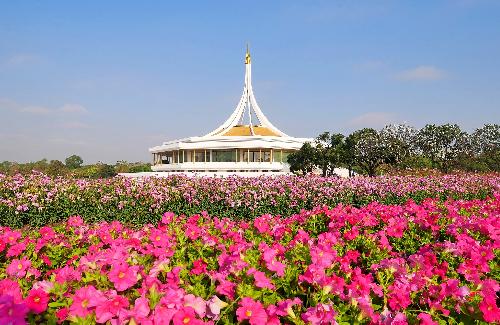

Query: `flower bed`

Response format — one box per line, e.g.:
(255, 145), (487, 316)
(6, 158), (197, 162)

(0, 172), (498, 227)
(0, 195), (498, 324)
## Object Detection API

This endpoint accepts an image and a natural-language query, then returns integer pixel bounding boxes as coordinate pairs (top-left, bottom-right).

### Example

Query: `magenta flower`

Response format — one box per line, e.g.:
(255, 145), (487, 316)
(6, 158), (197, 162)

(25, 288), (49, 314)
(108, 263), (139, 291)
(0, 295), (29, 325)
(301, 303), (337, 325)
(183, 294), (206, 318)
(247, 268), (275, 290)
(95, 292), (130, 323)
(69, 286), (106, 317)
(236, 297), (268, 325)
(479, 296), (500, 323)
(172, 307), (204, 325)
(6, 257), (31, 278)
(0, 279), (23, 303)
(191, 259), (207, 275)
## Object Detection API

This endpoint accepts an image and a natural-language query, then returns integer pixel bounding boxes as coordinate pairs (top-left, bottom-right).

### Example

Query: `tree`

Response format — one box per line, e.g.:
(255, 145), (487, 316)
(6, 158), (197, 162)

(65, 155), (83, 169)
(47, 160), (67, 176)
(416, 124), (470, 173)
(380, 124), (417, 166)
(470, 124), (500, 171)
(287, 142), (316, 174)
(353, 128), (388, 176)
(314, 132), (346, 176)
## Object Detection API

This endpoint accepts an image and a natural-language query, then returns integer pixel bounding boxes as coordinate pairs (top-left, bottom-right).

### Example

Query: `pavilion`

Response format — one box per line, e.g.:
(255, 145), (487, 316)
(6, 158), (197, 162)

(149, 48), (312, 175)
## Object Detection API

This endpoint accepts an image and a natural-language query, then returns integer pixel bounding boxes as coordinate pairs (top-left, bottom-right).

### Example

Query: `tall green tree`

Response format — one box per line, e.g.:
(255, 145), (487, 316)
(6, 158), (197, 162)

(314, 132), (345, 176)
(416, 124), (470, 173)
(353, 128), (388, 176)
(287, 142), (316, 174)
(65, 155), (83, 169)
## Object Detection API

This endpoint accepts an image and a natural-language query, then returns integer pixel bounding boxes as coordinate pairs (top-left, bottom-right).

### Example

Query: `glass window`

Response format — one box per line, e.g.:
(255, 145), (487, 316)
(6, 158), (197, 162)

(263, 150), (271, 162)
(273, 150), (282, 162)
(194, 151), (205, 162)
(212, 150), (236, 162)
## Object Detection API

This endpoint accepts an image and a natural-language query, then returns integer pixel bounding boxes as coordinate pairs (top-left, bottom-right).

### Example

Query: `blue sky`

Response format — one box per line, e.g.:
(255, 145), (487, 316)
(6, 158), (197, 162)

(1, 1), (499, 163)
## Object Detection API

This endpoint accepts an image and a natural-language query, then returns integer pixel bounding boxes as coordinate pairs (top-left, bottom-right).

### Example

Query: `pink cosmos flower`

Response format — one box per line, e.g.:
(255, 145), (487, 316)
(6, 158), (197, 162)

(108, 263), (139, 291)
(69, 286), (106, 317)
(0, 295), (29, 325)
(6, 257), (31, 278)
(25, 288), (49, 314)
(236, 297), (268, 325)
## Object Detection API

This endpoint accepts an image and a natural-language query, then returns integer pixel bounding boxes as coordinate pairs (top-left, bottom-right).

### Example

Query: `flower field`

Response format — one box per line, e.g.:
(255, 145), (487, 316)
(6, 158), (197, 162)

(0, 173), (499, 324)
(0, 172), (498, 227)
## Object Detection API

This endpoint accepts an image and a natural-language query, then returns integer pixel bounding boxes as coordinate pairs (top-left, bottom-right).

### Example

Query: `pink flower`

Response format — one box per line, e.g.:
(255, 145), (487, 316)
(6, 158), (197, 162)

(25, 288), (49, 314)
(129, 296), (150, 324)
(108, 263), (139, 291)
(479, 296), (500, 323)
(183, 294), (206, 318)
(417, 313), (438, 325)
(0, 295), (29, 325)
(301, 303), (337, 325)
(172, 307), (204, 325)
(216, 279), (236, 299)
(247, 268), (275, 290)
(6, 257), (31, 278)
(236, 297), (268, 325)
(191, 259), (207, 275)
(206, 296), (228, 319)
(95, 292), (130, 323)
(69, 286), (106, 317)
(0, 279), (23, 303)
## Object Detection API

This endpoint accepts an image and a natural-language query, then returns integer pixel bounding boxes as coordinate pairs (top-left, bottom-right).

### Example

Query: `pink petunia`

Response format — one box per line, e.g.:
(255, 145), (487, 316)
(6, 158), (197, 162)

(6, 257), (31, 278)
(247, 268), (275, 290)
(172, 307), (204, 325)
(236, 297), (268, 325)
(108, 263), (139, 291)
(95, 291), (130, 323)
(191, 259), (207, 275)
(301, 303), (337, 325)
(0, 295), (29, 325)
(25, 288), (49, 314)
(183, 294), (206, 318)
(479, 296), (500, 323)
(69, 286), (106, 317)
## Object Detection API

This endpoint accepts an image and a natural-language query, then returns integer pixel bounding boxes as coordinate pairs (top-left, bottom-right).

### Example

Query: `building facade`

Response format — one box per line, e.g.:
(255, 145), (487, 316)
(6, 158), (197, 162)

(149, 48), (312, 175)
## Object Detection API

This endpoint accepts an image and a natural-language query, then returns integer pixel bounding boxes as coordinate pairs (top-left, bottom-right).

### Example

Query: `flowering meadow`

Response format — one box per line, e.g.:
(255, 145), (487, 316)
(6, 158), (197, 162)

(0, 172), (499, 324)
(0, 194), (499, 324)
(0, 172), (498, 227)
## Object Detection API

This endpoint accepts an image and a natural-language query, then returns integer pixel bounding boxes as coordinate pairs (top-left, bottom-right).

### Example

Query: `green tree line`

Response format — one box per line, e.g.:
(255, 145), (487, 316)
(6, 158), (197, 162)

(288, 123), (499, 176)
(0, 155), (152, 178)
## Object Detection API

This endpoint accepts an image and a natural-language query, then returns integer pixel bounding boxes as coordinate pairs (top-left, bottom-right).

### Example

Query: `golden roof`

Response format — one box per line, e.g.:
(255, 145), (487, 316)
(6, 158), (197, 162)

(222, 125), (281, 137)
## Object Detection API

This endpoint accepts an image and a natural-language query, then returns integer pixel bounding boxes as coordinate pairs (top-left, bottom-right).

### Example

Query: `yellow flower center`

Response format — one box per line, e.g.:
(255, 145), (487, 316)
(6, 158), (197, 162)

(17, 263), (23, 270)
(118, 272), (125, 279)
(114, 300), (120, 306)
(81, 299), (89, 308)
(34, 297), (40, 303)
(155, 236), (161, 241)
(183, 316), (190, 323)
(246, 310), (252, 317)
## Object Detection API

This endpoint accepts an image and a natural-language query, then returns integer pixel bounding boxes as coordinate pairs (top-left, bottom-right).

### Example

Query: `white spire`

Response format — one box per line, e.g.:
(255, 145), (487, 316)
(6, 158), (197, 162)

(205, 47), (288, 137)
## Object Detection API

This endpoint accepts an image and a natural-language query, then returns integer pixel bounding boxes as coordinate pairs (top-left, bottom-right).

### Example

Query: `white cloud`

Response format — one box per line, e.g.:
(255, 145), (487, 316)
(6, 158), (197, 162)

(19, 105), (52, 115)
(61, 121), (90, 129)
(59, 104), (88, 114)
(395, 66), (446, 81)
(4, 54), (40, 66)
(348, 112), (396, 128)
